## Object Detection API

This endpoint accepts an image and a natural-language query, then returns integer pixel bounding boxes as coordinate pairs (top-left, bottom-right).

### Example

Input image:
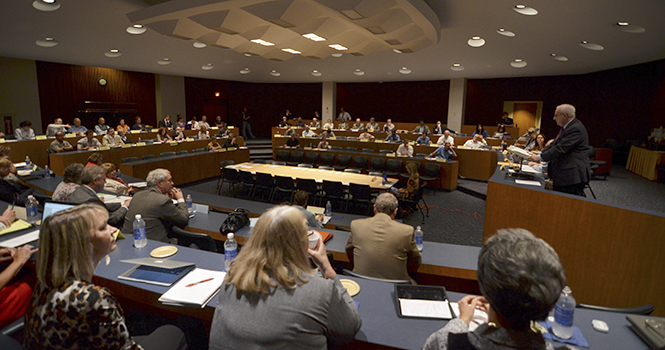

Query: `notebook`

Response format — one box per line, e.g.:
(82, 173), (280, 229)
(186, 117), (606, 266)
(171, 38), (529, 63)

(394, 284), (454, 319)
(627, 315), (665, 349)
(159, 268), (226, 308)
(118, 258), (195, 286)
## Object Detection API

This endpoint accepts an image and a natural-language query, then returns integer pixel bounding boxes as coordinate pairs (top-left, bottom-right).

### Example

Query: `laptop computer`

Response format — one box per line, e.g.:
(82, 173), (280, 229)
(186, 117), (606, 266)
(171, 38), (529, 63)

(0, 201), (76, 248)
(118, 257), (196, 287)
(627, 315), (665, 349)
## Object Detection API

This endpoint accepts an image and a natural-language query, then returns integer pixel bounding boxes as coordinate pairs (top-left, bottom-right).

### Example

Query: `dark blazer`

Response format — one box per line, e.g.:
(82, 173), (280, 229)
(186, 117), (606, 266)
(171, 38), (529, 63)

(0, 179), (31, 206)
(540, 118), (592, 188)
(121, 187), (189, 243)
(158, 120), (172, 129)
(67, 185), (127, 227)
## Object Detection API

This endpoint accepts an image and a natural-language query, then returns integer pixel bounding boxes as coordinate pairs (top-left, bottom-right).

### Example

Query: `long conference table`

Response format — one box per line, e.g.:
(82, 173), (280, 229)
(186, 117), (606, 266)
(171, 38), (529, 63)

(626, 144), (665, 181)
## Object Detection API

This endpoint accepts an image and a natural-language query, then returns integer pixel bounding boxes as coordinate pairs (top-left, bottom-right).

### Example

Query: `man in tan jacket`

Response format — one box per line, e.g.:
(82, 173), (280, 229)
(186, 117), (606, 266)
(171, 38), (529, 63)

(346, 192), (421, 283)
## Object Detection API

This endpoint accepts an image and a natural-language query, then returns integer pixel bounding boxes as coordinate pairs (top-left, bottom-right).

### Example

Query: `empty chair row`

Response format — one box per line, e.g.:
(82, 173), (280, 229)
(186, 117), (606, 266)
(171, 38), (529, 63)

(121, 149), (205, 163)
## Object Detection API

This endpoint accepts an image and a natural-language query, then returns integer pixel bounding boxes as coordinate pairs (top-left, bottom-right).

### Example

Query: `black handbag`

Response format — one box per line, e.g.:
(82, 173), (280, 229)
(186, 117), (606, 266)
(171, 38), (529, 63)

(219, 208), (250, 234)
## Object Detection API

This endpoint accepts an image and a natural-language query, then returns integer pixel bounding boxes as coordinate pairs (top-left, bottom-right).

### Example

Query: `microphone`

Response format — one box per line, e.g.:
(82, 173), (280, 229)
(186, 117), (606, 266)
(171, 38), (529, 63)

(521, 128), (540, 138)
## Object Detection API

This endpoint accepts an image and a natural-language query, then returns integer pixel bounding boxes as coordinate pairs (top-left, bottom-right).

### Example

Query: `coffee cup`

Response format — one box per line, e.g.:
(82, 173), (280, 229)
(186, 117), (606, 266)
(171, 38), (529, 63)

(308, 231), (321, 249)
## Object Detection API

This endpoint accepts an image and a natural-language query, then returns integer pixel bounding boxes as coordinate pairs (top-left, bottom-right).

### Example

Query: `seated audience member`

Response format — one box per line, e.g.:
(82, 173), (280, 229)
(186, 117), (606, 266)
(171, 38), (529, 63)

(283, 125), (297, 137)
(68, 118), (87, 135)
(522, 128), (538, 150)
(358, 130), (375, 141)
(86, 152), (103, 167)
(94, 117), (110, 135)
(416, 132), (431, 145)
(385, 129), (401, 143)
(498, 111), (514, 125)
(215, 126), (230, 138)
(117, 129), (130, 144)
(101, 163), (131, 196)
(491, 124), (507, 139)
(321, 128), (335, 139)
(158, 114), (172, 129)
(284, 109), (293, 120)
(366, 117), (380, 132)
(322, 119), (334, 130)
(24, 204), (187, 350)
(472, 124), (489, 138)
(396, 138), (414, 157)
(45, 118), (70, 137)
(77, 130), (101, 150)
(338, 107), (351, 121)
(67, 165), (129, 227)
(530, 133), (548, 153)
(463, 134), (488, 149)
(285, 133), (300, 148)
(0, 146), (19, 183)
(437, 130), (455, 146)
(384, 118), (395, 132)
(214, 115), (225, 128)
(101, 128), (123, 146)
(433, 121), (458, 135)
(0, 158), (39, 206)
(423, 228), (566, 350)
(187, 116), (200, 130)
(172, 126), (186, 141)
(292, 190), (324, 229)
(223, 133), (238, 148)
(412, 120), (430, 134)
(199, 115), (211, 129)
(156, 127), (173, 142)
(176, 115), (186, 129)
(14, 121), (35, 140)
(294, 117), (306, 128)
(131, 116), (146, 131)
(279, 116), (291, 128)
(51, 163), (84, 201)
(352, 118), (365, 131)
(310, 117), (321, 130)
(121, 169), (189, 242)
(198, 125), (210, 139)
(346, 192), (421, 283)
(302, 125), (317, 138)
(316, 136), (331, 150)
(208, 139), (222, 151)
(0, 222), (37, 329)
(49, 131), (74, 153)
(338, 121), (349, 130)
(391, 162), (420, 200)
(209, 206), (361, 350)
(429, 142), (457, 161)
(116, 118), (129, 132)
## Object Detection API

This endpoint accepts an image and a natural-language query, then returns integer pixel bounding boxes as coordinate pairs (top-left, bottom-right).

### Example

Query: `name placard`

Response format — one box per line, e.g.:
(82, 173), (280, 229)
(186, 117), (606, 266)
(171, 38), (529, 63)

(186, 138), (195, 142)
(99, 146), (110, 151)
(121, 144), (131, 148)
(170, 142), (178, 146)
(136, 142), (146, 147)
(65, 133), (76, 138)
(36, 135), (47, 140)
(130, 130), (140, 134)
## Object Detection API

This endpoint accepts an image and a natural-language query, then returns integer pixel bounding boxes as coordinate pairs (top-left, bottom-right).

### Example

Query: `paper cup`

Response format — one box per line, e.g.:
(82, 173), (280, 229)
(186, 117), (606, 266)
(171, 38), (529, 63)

(308, 231), (321, 249)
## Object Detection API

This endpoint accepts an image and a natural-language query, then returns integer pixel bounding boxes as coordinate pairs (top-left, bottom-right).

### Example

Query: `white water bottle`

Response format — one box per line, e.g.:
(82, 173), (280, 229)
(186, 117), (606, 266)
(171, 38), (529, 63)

(325, 201), (332, 216)
(25, 156), (31, 166)
(552, 286), (576, 339)
(26, 195), (39, 224)
(414, 226), (423, 252)
(132, 214), (147, 248)
(186, 194), (194, 216)
(44, 165), (51, 178)
(116, 169), (121, 178)
(224, 233), (238, 271)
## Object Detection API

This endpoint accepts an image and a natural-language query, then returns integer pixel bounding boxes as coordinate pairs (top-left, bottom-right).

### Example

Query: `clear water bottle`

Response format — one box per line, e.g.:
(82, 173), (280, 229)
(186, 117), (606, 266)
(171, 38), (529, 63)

(26, 195), (39, 224)
(552, 286), (576, 339)
(44, 165), (51, 178)
(138, 137), (141, 143)
(414, 226), (423, 252)
(116, 169), (121, 178)
(186, 194), (194, 216)
(224, 233), (238, 271)
(325, 201), (332, 216)
(132, 214), (147, 248)
(25, 156), (31, 166)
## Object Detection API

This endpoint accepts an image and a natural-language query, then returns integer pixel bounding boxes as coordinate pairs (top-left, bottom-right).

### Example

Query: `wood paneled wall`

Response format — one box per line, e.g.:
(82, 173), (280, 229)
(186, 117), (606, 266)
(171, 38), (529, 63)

(36, 62), (156, 132)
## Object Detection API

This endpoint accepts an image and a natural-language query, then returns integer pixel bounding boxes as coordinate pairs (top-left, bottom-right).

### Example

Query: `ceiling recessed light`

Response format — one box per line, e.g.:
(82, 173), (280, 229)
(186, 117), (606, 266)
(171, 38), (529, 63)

(579, 41), (604, 51)
(240, 67), (251, 74)
(281, 48), (301, 55)
(202, 64), (214, 70)
(126, 24), (146, 35)
(399, 67), (411, 74)
(551, 53), (568, 61)
(270, 70), (281, 77)
(331, 53), (343, 58)
(36, 37), (58, 47)
(311, 70), (322, 77)
(32, 0), (60, 11)
(450, 63), (465, 71)
(467, 37), (486, 47)
(496, 28), (515, 37)
(328, 44), (348, 51)
(393, 49), (402, 54)
(104, 49), (122, 58)
(353, 69), (365, 76)
(251, 39), (275, 46)
(513, 5), (538, 15)
(157, 58), (171, 65)
(614, 22), (646, 33)
(244, 53), (252, 57)
(510, 59), (527, 68)
(193, 42), (207, 48)
(303, 33), (326, 42)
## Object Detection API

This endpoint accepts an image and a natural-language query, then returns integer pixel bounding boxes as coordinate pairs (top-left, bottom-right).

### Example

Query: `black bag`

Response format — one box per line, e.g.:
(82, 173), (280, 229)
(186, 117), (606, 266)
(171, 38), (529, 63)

(219, 208), (250, 234)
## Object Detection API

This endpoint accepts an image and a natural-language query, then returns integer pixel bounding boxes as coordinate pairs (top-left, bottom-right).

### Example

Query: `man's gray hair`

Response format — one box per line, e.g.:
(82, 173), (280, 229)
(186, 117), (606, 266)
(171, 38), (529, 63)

(375, 192), (398, 214)
(147, 168), (171, 187)
(80, 165), (105, 185)
(477, 228), (566, 329)
(558, 104), (576, 118)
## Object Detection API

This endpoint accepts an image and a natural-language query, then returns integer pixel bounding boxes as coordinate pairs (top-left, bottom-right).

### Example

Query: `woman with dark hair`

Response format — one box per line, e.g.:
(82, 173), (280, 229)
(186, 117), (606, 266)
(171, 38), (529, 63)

(101, 163), (131, 195)
(86, 152), (103, 167)
(14, 121), (35, 140)
(51, 163), (84, 201)
(532, 133), (547, 153)
(176, 115), (186, 129)
(24, 204), (187, 350)
(472, 124), (488, 138)
(423, 228), (566, 350)
(491, 124), (507, 139)
(156, 127), (172, 142)
(209, 206), (361, 349)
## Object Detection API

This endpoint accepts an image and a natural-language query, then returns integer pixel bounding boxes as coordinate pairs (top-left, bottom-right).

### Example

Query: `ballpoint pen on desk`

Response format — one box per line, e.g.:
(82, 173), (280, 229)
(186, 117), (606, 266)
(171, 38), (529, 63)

(186, 278), (214, 287)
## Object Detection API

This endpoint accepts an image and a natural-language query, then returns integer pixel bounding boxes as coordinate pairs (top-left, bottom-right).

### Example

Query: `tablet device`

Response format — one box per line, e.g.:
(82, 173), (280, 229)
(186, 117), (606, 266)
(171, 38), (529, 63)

(118, 258), (195, 286)
(627, 315), (665, 350)
(394, 284), (454, 319)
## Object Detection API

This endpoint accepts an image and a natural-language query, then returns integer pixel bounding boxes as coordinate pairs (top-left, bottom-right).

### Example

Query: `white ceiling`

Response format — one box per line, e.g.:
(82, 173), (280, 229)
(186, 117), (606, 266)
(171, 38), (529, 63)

(1, 0), (665, 83)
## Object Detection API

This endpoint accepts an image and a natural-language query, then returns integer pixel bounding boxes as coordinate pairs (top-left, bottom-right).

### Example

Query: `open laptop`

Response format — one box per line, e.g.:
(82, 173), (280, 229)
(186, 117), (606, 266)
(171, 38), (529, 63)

(0, 201), (75, 248)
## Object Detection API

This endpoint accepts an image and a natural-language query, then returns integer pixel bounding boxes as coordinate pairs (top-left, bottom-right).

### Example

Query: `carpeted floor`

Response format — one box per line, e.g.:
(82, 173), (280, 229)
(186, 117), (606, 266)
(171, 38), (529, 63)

(181, 163), (665, 248)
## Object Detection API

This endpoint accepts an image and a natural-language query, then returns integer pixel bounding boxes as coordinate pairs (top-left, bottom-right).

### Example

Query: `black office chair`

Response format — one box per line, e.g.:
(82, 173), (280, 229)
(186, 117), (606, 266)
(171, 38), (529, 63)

(420, 163), (442, 191)
(122, 157), (139, 163)
(276, 149), (290, 162)
(346, 147), (358, 152)
(296, 178), (319, 205)
(192, 148), (206, 153)
(330, 146), (344, 151)
(576, 303), (654, 315)
(318, 166), (334, 171)
(385, 159), (403, 176)
(160, 151), (176, 157)
(142, 154), (156, 160)
(171, 226), (219, 252)
(320, 153), (335, 166)
(400, 161), (420, 180)
(342, 269), (410, 284)
(288, 151), (305, 166)
(370, 157), (386, 171)
(334, 154), (352, 171)
(346, 183), (374, 215)
(401, 183), (429, 224)
(253, 172), (275, 200)
(297, 163), (313, 168)
(351, 155), (368, 172)
(218, 167), (240, 195)
(318, 180), (346, 209)
(271, 175), (295, 203)
(588, 146), (608, 180)
(305, 152), (319, 165)
(253, 159), (269, 164)
(236, 170), (255, 197)
(362, 148), (375, 153)
(176, 150), (189, 155)
(379, 149), (393, 155)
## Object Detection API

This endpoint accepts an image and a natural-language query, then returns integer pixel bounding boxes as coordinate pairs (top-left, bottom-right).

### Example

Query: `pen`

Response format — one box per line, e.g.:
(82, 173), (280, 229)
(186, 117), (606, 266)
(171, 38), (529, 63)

(186, 278), (214, 287)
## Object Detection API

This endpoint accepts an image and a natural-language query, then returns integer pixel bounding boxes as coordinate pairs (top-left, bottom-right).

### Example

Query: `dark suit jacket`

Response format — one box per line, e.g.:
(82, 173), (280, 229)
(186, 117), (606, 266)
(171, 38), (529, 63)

(540, 118), (592, 188)
(67, 185), (127, 227)
(0, 179), (31, 206)
(158, 120), (172, 129)
(121, 187), (189, 243)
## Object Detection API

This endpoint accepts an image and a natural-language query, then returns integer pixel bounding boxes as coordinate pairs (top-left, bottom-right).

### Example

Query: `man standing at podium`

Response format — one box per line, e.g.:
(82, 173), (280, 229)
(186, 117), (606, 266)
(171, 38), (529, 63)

(529, 104), (591, 196)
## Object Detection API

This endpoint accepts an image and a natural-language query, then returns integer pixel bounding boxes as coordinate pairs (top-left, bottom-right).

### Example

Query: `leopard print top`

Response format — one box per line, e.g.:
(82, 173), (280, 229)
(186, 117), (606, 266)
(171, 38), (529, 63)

(24, 280), (141, 350)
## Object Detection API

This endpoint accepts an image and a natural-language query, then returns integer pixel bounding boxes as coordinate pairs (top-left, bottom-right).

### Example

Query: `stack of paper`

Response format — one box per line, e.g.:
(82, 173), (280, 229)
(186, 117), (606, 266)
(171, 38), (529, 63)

(159, 268), (226, 308)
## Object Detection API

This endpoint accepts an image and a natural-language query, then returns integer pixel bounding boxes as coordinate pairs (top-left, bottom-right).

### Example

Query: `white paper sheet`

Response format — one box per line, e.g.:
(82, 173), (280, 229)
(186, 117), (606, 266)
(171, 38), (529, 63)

(449, 302), (489, 331)
(159, 268), (226, 308)
(515, 179), (542, 186)
(399, 299), (452, 319)
(0, 229), (40, 248)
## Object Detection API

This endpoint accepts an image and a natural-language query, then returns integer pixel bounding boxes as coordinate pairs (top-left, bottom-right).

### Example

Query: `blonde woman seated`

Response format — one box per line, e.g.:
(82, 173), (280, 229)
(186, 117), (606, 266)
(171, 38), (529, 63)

(156, 127), (173, 143)
(198, 125), (210, 139)
(209, 206), (361, 349)
(101, 163), (131, 196)
(390, 162), (420, 200)
(24, 204), (187, 350)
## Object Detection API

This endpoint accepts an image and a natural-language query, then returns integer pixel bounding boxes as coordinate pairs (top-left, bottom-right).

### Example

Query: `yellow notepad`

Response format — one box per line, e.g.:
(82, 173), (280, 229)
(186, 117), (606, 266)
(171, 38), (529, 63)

(0, 220), (32, 236)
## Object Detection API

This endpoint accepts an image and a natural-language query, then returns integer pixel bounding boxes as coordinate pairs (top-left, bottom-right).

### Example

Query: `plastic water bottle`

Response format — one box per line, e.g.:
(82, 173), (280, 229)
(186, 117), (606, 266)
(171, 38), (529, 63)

(224, 233), (238, 271)
(44, 165), (51, 178)
(138, 137), (141, 143)
(25, 156), (31, 166)
(186, 194), (194, 216)
(26, 195), (39, 224)
(132, 214), (147, 248)
(325, 201), (332, 216)
(414, 226), (423, 252)
(552, 286), (576, 339)
(116, 169), (121, 178)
